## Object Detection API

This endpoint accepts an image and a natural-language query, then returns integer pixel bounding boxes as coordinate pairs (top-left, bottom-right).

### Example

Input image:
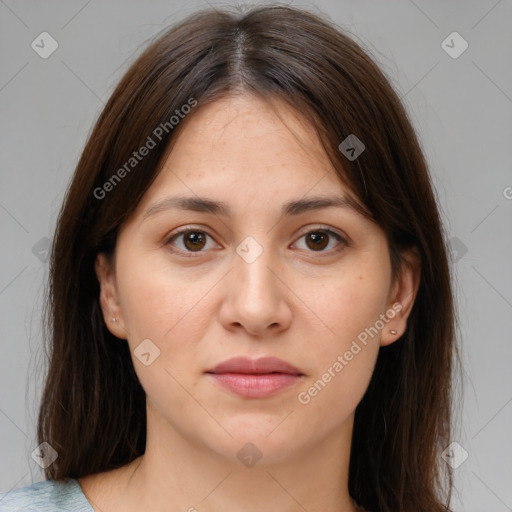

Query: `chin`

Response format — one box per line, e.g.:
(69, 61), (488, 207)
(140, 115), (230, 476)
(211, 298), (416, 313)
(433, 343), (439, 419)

(203, 416), (304, 466)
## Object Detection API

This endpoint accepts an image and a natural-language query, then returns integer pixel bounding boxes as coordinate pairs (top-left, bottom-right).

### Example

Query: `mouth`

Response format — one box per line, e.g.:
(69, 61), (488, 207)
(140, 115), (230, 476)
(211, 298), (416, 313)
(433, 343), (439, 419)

(205, 356), (305, 399)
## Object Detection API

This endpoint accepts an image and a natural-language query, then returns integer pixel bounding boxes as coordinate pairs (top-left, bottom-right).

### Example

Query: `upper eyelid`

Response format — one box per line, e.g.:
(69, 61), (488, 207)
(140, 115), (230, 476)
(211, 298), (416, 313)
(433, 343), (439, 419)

(166, 224), (348, 248)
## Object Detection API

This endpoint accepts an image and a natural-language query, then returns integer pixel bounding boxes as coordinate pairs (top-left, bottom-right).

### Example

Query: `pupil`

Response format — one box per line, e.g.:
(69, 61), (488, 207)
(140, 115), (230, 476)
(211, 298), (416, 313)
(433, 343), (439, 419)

(182, 231), (330, 252)
(307, 232), (328, 251)
(185, 232), (205, 251)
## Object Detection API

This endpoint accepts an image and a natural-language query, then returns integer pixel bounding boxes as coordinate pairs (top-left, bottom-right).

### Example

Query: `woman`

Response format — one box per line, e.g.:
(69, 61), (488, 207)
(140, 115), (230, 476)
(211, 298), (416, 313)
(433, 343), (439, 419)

(0, 4), (460, 512)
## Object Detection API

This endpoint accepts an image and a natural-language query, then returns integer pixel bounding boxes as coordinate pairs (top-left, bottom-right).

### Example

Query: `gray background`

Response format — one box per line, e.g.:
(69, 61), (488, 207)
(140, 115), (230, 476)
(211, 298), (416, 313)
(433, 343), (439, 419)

(1, 1), (511, 510)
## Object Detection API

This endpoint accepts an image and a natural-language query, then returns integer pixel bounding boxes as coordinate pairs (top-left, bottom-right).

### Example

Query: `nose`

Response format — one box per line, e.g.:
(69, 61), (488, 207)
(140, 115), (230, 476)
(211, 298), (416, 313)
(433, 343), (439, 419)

(218, 239), (293, 337)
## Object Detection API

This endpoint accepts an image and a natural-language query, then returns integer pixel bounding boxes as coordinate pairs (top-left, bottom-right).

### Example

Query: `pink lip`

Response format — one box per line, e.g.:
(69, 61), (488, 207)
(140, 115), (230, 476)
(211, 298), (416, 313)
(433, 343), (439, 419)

(205, 356), (304, 398)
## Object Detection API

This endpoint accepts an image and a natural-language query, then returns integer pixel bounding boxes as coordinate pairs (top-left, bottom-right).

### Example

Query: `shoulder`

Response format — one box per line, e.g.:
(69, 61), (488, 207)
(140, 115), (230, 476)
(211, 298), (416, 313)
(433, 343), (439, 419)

(0, 478), (94, 512)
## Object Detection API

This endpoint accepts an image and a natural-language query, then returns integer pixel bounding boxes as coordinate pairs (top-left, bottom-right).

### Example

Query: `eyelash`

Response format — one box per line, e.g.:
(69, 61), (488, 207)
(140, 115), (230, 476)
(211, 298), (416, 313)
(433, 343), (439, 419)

(164, 225), (348, 259)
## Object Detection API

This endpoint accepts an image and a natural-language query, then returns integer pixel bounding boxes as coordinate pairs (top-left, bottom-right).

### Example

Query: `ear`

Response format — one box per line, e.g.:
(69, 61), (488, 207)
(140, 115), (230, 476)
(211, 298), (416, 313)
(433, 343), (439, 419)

(95, 252), (128, 340)
(380, 247), (421, 347)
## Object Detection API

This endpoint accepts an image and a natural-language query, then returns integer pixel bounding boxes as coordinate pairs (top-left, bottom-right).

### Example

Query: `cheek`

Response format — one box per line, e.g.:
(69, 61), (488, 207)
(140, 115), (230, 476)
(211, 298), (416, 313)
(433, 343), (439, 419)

(294, 277), (385, 429)
(292, 261), (389, 414)
(115, 250), (219, 375)
(302, 267), (391, 352)
(296, 350), (377, 441)
(113, 252), (213, 407)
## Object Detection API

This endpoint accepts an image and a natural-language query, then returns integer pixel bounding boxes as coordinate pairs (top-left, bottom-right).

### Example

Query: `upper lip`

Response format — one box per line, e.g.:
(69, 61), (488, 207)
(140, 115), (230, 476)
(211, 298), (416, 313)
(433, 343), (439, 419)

(206, 356), (303, 375)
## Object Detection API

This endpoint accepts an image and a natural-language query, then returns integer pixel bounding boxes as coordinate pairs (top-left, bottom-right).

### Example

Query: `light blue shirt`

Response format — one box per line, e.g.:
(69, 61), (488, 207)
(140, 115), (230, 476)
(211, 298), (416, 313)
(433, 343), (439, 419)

(0, 478), (94, 511)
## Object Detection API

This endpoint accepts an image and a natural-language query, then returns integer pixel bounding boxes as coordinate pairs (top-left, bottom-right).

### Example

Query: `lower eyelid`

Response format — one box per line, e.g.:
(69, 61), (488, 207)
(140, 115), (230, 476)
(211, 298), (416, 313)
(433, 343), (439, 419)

(166, 230), (218, 252)
(293, 230), (347, 253)
(165, 228), (347, 255)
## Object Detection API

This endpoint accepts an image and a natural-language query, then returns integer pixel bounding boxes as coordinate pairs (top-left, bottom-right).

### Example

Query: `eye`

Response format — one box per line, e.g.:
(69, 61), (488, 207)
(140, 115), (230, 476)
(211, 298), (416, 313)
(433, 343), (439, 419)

(165, 228), (219, 257)
(164, 226), (348, 258)
(293, 228), (347, 255)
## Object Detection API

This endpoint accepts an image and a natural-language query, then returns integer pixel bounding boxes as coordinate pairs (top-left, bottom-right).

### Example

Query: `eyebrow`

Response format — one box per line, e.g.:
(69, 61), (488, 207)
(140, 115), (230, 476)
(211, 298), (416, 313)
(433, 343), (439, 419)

(143, 194), (363, 220)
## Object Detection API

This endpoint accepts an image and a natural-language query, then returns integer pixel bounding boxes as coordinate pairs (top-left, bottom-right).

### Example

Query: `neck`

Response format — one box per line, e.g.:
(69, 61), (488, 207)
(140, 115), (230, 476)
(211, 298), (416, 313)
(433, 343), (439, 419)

(105, 403), (361, 512)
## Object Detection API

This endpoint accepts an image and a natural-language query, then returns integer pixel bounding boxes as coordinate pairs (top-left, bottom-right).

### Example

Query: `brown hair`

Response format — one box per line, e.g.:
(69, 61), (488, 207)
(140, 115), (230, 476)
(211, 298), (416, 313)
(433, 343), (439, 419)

(38, 5), (461, 512)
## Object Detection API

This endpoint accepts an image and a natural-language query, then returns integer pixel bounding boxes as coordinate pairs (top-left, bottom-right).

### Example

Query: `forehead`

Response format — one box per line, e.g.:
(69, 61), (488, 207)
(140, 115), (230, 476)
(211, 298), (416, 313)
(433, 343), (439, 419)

(143, 94), (350, 202)
(171, 93), (325, 160)
(119, 93), (377, 234)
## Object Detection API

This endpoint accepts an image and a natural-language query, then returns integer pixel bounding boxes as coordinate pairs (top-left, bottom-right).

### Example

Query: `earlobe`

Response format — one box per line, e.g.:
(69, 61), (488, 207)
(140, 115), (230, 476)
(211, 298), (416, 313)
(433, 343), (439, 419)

(380, 247), (421, 347)
(94, 253), (127, 340)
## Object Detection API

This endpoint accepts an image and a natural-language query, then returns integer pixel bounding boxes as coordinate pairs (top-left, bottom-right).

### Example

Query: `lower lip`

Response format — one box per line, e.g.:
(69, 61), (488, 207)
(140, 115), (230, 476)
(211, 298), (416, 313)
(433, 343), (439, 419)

(207, 373), (302, 398)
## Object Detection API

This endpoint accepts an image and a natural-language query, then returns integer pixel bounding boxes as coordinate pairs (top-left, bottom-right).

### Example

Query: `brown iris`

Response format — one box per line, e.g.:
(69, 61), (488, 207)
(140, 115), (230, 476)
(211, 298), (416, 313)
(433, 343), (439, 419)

(180, 230), (332, 253)
(305, 231), (329, 251)
(183, 231), (207, 251)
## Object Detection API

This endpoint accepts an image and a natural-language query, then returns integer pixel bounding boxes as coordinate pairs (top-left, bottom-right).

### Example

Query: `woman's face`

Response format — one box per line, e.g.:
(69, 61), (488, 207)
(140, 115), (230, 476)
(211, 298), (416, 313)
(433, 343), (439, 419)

(97, 93), (418, 466)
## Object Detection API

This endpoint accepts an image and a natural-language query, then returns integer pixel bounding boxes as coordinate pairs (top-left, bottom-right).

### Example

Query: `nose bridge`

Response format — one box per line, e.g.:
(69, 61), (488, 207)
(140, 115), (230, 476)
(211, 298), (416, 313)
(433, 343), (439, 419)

(234, 234), (277, 299)
(224, 232), (288, 334)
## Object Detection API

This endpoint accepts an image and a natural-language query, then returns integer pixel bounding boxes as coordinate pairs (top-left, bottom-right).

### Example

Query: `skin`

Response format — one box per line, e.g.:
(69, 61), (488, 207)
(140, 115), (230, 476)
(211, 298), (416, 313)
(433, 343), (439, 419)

(80, 93), (420, 512)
